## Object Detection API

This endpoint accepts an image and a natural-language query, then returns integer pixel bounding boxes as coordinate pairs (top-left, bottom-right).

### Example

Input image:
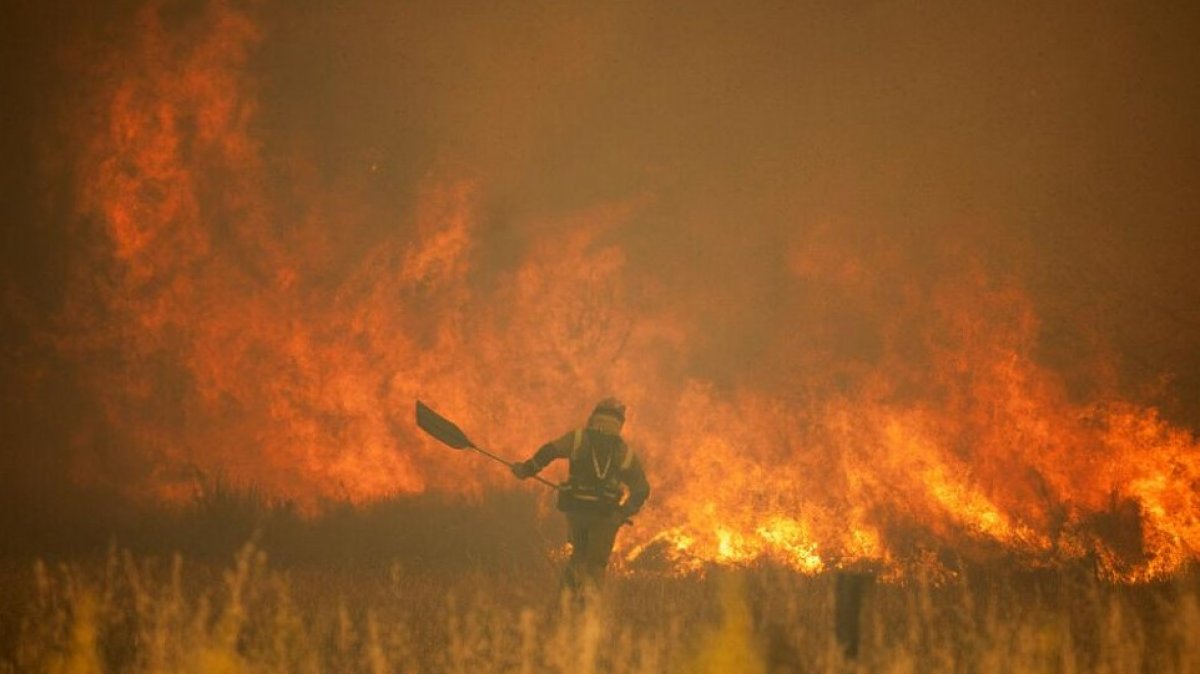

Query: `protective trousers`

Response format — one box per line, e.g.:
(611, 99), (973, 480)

(564, 510), (622, 591)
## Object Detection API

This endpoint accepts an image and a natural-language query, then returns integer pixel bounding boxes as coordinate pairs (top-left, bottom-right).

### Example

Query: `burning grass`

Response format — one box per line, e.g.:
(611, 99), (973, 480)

(2, 492), (1198, 673)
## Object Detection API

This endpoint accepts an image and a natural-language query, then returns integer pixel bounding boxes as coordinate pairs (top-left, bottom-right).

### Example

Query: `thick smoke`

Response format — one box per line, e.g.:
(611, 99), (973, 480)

(3, 0), (1200, 576)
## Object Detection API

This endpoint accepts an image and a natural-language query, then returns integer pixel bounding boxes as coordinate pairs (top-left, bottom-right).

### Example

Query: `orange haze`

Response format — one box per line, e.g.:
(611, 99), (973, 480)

(7, 1), (1199, 581)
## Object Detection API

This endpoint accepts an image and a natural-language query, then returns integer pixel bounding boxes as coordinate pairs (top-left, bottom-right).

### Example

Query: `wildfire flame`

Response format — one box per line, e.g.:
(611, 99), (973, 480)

(47, 1), (1200, 582)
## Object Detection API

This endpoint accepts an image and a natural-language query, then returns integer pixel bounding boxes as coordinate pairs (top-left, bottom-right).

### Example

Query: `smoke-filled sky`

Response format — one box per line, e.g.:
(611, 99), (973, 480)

(2, 0), (1199, 575)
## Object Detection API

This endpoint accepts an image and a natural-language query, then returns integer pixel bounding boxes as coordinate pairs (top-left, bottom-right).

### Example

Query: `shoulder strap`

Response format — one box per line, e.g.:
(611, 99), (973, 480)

(570, 428), (584, 461)
(620, 444), (636, 470)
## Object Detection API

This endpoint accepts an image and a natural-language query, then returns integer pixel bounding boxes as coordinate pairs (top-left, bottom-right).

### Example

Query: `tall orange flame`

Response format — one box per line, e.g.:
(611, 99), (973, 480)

(53, 1), (1200, 581)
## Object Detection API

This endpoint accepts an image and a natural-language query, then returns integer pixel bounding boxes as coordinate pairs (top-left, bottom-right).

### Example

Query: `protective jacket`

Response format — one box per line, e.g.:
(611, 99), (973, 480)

(523, 428), (650, 516)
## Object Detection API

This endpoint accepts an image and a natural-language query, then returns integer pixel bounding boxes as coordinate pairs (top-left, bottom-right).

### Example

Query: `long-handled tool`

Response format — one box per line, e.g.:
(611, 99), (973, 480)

(415, 400), (633, 526)
(415, 400), (559, 490)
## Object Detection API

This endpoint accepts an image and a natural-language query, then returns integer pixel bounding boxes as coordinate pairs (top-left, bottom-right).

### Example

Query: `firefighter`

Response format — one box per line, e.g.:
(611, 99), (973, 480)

(511, 397), (650, 591)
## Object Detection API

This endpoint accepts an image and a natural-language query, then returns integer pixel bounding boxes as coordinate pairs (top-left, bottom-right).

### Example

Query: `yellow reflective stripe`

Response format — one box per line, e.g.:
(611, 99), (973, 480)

(570, 428), (584, 461)
(621, 446), (635, 471)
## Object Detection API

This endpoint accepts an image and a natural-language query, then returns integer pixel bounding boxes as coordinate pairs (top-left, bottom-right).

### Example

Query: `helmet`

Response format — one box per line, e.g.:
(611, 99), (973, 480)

(588, 397), (626, 435)
(590, 397), (626, 424)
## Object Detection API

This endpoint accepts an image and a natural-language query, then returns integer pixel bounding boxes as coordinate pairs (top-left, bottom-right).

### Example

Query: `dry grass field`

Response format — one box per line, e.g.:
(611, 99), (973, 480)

(1, 491), (1197, 674)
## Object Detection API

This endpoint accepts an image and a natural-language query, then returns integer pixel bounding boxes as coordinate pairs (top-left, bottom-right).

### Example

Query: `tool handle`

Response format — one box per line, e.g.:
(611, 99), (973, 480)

(471, 445), (559, 490)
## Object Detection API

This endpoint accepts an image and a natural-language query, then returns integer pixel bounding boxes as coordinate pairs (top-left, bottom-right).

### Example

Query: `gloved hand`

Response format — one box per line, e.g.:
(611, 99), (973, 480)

(511, 461), (536, 480)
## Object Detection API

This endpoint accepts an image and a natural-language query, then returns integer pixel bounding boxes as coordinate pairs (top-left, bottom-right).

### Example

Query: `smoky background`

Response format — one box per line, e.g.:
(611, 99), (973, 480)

(1, 0), (1199, 562)
(262, 0), (1200, 399)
